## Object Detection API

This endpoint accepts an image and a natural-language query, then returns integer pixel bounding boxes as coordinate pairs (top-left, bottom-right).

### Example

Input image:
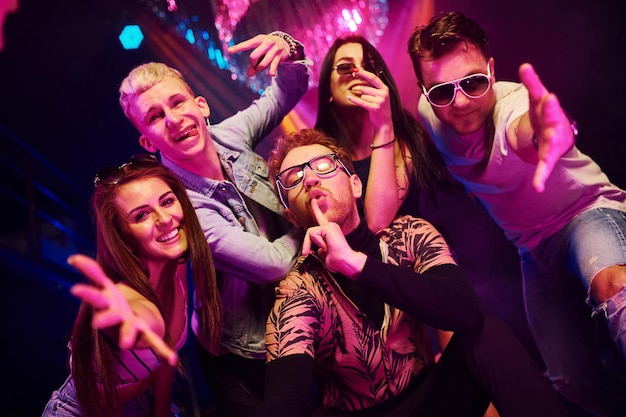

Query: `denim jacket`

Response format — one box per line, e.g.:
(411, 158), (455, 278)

(162, 61), (308, 359)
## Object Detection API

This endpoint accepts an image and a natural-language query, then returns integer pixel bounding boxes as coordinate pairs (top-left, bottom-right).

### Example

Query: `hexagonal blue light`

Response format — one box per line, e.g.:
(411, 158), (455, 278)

(119, 25), (144, 50)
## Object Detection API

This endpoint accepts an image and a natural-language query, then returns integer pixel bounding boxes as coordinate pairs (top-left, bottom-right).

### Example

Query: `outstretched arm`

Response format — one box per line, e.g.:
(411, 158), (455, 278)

(515, 63), (577, 193)
(68, 254), (178, 366)
(218, 30), (309, 149)
(228, 31), (305, 77)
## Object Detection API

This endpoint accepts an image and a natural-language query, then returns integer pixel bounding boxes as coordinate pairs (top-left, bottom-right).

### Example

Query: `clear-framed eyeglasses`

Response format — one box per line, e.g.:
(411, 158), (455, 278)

(275, 153), (351, 208)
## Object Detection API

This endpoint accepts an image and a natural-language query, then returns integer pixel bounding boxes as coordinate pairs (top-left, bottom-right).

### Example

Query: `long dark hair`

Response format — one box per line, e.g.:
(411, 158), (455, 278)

(71, 161), (221, 417)
(315, 35), (450, 194)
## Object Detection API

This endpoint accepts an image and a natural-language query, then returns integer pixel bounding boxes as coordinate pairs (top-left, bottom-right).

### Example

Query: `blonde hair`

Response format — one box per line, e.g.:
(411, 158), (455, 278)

(119, 62), (194, 124)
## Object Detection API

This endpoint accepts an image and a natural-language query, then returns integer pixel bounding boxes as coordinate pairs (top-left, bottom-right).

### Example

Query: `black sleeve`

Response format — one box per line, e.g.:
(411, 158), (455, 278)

(357, 259), (484, 333)
(254, 354), (316, 417)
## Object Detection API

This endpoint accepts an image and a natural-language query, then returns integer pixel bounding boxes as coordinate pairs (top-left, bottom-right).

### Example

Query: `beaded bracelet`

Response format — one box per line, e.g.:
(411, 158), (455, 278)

(370, 138), (396, 149)
(269, 31), (305, 61)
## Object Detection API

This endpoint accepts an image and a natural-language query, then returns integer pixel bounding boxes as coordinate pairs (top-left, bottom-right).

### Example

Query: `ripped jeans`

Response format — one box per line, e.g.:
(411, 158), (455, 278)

(520, 207), (626, 417)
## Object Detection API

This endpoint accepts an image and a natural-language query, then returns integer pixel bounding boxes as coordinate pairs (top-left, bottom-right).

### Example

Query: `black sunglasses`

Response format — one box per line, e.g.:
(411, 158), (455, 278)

(333, 61), (383, 77)
(93, 154), (160, 187)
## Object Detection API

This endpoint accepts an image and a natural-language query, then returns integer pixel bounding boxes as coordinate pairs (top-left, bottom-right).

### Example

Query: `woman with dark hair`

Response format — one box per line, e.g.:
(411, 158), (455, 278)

(42, 155), (221, 417)
(315, 37), (537, 417)
(315, 35), (451, 232)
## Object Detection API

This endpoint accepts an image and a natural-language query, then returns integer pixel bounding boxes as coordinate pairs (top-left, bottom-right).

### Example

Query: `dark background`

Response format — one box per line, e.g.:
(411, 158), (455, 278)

(0, 1), (624, 416)
(1, 0), (625, 193)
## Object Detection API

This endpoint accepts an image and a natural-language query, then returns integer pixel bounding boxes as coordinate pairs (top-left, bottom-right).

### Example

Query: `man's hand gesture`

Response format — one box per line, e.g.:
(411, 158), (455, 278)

(519, 63), (576, 193)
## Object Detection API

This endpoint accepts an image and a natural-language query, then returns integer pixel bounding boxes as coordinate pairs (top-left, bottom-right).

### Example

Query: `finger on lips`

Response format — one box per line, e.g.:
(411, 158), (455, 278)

(311, 198), (329, 226)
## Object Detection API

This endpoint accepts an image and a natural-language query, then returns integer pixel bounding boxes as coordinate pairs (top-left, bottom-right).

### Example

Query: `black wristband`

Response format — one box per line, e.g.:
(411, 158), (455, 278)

(370, 138), (396, 149)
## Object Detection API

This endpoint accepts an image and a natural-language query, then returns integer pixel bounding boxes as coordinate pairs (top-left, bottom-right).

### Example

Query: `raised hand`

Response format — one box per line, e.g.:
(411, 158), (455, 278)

(302, 197), (331, 258)
(346, 68), (393, 132)
(68, 254), (178, 366)
(227, 33), (291, 77)
(519, 63), (576, 193)
(302, 199), (366, 278)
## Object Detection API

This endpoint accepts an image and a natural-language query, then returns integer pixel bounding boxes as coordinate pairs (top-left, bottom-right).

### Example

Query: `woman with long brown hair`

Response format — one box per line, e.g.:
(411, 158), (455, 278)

(42, 155), (221, 417)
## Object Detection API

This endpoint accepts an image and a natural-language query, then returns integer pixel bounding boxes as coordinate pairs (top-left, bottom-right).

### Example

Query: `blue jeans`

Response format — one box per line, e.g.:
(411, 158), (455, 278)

(520, 208), (626, 416)
(41, 377), (81, 417)
(41, 376), (152, 417)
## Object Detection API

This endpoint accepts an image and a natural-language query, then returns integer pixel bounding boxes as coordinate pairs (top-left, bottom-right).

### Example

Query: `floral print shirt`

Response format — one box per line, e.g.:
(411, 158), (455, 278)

(265, 215), (458, 413)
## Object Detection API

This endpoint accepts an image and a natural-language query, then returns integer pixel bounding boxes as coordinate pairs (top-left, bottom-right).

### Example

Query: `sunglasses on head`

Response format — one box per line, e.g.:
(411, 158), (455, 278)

(333, 62), (382, 77)
(93, 154), (160, 187)
(422, 65), (491, 107)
